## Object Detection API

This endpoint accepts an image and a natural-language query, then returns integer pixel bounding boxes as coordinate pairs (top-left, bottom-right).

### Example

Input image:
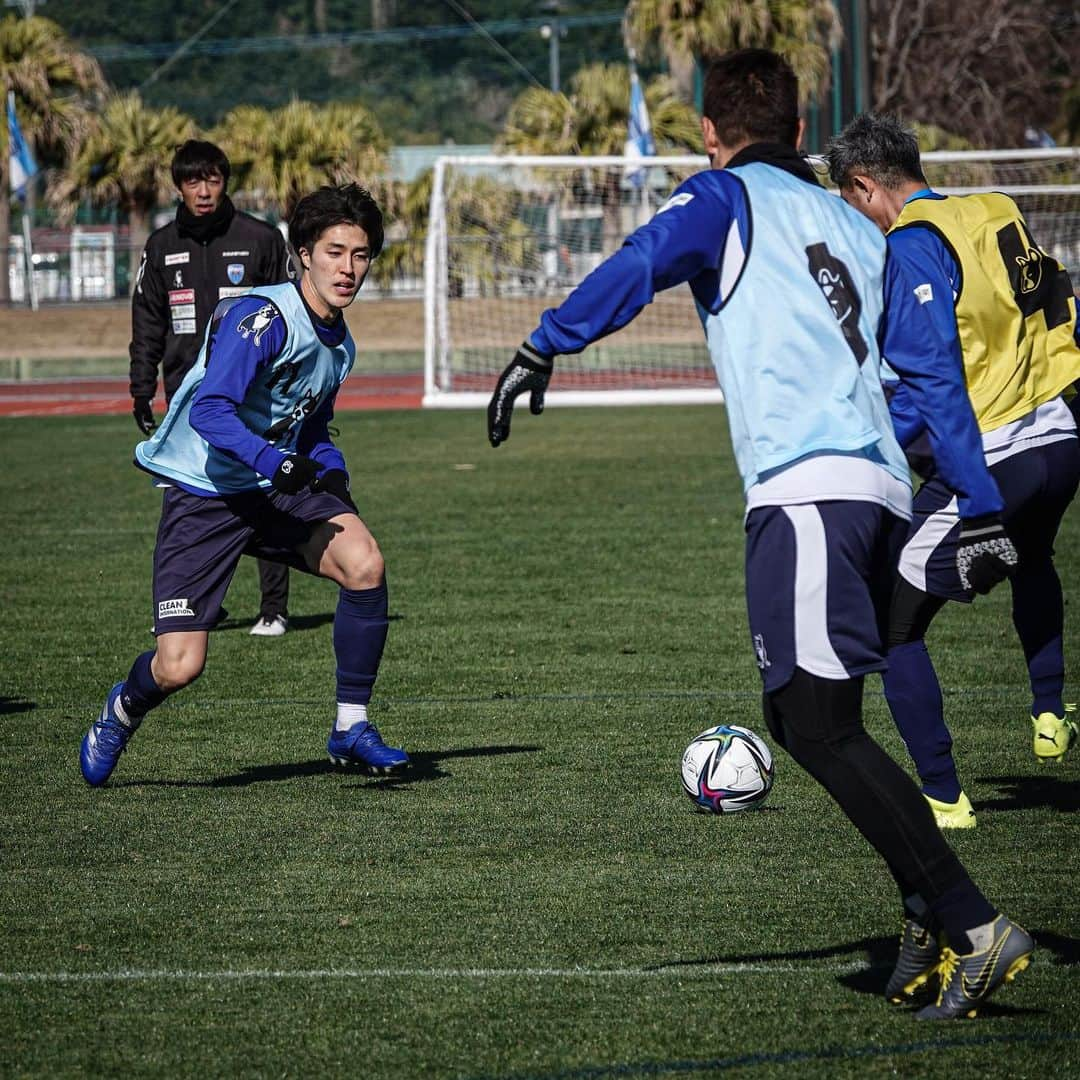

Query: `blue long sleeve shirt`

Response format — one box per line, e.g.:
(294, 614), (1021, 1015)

(188, 286), (347, 482)
(528, 167), (1001, 518)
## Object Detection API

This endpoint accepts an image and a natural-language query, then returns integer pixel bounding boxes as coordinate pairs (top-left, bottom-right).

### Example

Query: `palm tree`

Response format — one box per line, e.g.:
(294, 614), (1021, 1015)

(500, 62), (702, 254)
(501, 63), (701, 156)
(51, 91), (196, 285)
(625, 0), (841, 104)
(368, 170), (430, 293)
(211, 99), (390, 221)
(0, 14), (104, 303)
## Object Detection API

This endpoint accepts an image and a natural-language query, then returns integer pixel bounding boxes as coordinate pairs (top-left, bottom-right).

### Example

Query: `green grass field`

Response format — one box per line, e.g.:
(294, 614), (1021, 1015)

(2, 406), (1078, 1078)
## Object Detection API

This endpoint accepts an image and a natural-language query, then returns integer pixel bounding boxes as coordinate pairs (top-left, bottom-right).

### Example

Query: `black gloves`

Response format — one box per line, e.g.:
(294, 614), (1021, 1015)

(133, 397), (156, 436)
(270, 457), (357, 510)
(956, 514), (1018, 594)
(487, 341), (554, 447)
(271, 454), (322, 495)
(312, 467), (358, 513)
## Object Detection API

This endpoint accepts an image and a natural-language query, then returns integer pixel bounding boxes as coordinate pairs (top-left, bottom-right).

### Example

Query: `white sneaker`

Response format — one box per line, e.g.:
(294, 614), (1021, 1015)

(250, 615), (288, 637)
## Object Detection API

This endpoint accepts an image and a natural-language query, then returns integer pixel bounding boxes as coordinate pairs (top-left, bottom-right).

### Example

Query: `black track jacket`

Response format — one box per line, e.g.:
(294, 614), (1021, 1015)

(129, 197), (292, 403)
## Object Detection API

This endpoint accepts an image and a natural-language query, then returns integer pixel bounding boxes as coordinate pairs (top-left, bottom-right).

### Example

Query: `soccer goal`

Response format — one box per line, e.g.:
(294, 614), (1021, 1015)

(423, 150), (1080, 409)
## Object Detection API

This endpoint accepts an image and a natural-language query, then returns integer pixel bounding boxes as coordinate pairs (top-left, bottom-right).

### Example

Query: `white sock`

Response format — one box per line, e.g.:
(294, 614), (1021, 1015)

(965, 917), (1000, 953)
(335, 703), (368, 732)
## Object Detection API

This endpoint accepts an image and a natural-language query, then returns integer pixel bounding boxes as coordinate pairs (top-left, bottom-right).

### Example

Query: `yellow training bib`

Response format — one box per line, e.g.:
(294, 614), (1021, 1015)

(892, 192), (1080, 431)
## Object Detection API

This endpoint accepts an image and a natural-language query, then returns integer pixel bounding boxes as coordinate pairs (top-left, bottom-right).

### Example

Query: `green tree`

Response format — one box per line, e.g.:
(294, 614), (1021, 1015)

(501, 63), (701, 156)
(0, 13), (103, 303)
(500, 62), (702, 253)
(625, 0), (841, 104)
(50, 90), (195, 285)
(211, 98), (390, 220)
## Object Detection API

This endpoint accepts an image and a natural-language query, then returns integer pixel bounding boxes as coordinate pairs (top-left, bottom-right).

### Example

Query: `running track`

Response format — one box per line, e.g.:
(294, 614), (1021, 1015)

(0, 373), (424, 417)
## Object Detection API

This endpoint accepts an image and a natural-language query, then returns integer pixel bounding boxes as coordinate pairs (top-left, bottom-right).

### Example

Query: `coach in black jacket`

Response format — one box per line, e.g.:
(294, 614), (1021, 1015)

(129, 139), (296, 636)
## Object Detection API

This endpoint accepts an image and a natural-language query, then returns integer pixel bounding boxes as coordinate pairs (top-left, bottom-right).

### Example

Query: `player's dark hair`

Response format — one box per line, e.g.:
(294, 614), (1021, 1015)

(288, 183), (384, 260)
(171, 140), (231, 188)
(702, 48), (799, 149)
(825, 113), (927, 189)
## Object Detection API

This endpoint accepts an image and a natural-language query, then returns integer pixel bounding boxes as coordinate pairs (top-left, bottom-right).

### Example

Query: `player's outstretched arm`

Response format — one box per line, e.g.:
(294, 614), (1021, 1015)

(487, 341), (553, 447)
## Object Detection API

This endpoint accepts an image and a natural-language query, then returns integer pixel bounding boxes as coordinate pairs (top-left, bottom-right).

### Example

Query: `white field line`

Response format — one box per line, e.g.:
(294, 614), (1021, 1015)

(0, 961), (869, 984)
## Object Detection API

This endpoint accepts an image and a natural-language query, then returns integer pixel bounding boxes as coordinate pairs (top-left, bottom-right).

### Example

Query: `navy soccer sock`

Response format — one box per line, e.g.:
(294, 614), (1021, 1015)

(883, 641), (961, 802)
(334, 582), (389, 709)
(1012, 563), (1066, 717)
(1026, 632), (1066, 717)
(119, 651), (170, 722)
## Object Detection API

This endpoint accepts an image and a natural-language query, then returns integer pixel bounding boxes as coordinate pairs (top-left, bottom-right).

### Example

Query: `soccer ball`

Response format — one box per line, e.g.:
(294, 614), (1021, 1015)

(680, 725), (774, 813)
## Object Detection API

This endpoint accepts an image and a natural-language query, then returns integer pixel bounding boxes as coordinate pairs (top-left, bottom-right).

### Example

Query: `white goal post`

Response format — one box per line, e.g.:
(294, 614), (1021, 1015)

(423, 149), (1080, 409)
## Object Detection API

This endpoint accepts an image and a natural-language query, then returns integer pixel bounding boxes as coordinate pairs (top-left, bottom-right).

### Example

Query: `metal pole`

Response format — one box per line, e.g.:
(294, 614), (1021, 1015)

(540, 2), (562, 93)
(21, 212), (37, 311)
(550, 11), (560, 93)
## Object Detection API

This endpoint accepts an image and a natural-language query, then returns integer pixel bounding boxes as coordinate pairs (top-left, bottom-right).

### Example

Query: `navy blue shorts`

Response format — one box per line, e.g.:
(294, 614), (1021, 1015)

(745, 501), (906, 693)
(898, 437), (1080, 602)
(152, 486), (354, 634)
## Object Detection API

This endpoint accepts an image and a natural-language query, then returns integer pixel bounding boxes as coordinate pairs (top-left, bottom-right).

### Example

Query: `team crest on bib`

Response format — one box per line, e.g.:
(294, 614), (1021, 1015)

(227, 263), (245, 285)
(236, 303), (280, 347)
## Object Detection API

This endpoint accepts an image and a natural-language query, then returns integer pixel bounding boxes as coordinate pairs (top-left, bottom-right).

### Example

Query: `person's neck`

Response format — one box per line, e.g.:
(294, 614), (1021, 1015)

(722, 141), (818, 186)
(298, 276), (341, 326)
(885, 181), (929, 227)
(175, 195), (234, 242)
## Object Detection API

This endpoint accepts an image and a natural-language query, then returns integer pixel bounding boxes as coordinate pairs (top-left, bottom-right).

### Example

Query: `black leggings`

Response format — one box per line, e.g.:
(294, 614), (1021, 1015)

(763, 667), (972, 905)
(257, 558), (290, 619)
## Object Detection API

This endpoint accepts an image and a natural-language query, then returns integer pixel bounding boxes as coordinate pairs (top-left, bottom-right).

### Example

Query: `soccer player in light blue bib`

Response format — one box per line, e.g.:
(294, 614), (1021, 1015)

(487, 48), (1031, 1020)
(81, 184), (409, 786)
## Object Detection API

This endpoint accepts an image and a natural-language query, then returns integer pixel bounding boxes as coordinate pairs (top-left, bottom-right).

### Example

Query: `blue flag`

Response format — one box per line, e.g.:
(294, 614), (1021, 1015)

(8, 93), (37, 198)
(624, 64), (655, 189)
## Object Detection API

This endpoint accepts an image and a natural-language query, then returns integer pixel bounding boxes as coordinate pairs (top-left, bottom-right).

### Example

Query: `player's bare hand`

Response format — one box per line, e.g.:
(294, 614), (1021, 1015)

(487, 341), (553, 447)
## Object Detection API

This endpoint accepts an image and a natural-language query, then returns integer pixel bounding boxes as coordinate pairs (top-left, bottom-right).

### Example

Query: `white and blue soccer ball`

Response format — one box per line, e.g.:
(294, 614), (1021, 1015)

(680, 725), (774, 813)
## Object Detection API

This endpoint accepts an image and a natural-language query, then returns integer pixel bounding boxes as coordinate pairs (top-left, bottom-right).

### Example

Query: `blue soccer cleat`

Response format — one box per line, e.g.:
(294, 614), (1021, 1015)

(80, 683), (138, 787)
(327, 721), (409, 776)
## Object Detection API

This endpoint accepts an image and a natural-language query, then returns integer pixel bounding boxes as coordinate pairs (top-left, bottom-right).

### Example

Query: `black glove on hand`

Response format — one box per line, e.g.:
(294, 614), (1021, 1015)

(956, 514), (1018, 594)
(271, 454), (322, 495)
(487, 341), (554, 448)
(133, 397), (157, 436)
(311, 467), (358, 513)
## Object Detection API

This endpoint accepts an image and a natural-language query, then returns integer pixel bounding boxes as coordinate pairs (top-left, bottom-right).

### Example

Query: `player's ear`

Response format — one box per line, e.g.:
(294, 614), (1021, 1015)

(794, 116), (806, 153)
(297, 247), (311, 270)
(701, 116), (720, 166)
(851, 175), (873, 202)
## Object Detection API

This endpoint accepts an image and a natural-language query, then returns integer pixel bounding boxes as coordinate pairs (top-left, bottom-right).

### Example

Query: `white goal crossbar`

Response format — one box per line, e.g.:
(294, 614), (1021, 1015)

(423, 150), (1080, 409)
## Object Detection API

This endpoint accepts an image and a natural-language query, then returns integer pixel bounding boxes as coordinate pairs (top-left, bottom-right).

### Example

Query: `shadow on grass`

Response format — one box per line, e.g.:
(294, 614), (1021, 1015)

(116, 743), (542, 789)
(0, 696), (35, 714)
(652, 927), (1076, 1008)
(477, 1031), (1080, 1080)
(650, 933), (898, 977)
(976, 774), (1080, 813)
(214, 612), (406, 634)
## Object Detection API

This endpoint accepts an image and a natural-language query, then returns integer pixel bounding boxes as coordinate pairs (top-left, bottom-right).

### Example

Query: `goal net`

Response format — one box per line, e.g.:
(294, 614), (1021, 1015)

(423, 150), (1080, 408)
